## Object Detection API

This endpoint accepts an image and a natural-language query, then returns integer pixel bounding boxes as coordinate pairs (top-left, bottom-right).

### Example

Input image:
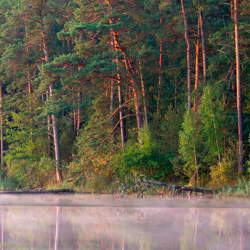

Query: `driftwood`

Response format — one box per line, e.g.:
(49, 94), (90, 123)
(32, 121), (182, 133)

(0, 189), (75, 195)
(119, 180), (215, 198)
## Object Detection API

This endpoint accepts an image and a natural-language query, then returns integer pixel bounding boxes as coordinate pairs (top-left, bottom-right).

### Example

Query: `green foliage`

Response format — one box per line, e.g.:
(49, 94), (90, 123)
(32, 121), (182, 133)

(112, 128), (172, 180)
(179, 109), (202, 172)
(199, 85), (224, 163)
(0, 0), (248, 191)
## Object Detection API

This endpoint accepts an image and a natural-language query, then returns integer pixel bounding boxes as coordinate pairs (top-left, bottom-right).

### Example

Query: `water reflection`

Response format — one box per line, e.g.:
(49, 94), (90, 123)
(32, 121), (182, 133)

(0, 195), (249, 249)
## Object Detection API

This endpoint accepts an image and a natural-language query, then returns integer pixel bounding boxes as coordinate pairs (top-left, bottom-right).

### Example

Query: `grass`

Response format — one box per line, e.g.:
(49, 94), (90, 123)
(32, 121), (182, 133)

(0, 177), (19, 191)
(218, 179), (250, 197)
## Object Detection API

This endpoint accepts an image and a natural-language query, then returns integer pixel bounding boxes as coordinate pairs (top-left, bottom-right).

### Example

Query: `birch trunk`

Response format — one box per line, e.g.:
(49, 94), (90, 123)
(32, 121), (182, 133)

(181, 0), (191, 109)
(139, 61), (149, 126)
(116, 58), (126, 149)
(118, 84), (126, 150)
(234, 0), (243, 173)
(41, 26), (62, 182)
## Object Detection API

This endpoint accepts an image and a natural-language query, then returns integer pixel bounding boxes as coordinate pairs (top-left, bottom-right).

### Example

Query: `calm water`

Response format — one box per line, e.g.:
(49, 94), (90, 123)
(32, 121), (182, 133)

(0, 194), (249, 249)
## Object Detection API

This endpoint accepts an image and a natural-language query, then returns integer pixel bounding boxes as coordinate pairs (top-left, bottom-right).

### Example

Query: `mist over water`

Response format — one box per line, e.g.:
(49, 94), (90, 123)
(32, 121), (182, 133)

(0, 195), (249, 249)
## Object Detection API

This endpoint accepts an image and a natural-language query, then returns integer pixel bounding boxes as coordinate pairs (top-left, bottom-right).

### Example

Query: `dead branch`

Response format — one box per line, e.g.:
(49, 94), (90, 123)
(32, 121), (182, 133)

(98, 114), (136, 148)
(119, 179), (215, 198)
(109, 99), (133, 120)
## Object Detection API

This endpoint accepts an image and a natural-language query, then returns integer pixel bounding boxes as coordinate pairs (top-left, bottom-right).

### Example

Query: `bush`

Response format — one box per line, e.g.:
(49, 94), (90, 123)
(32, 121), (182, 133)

(112, 128), (172, 181)
(210, 159), (233, 189)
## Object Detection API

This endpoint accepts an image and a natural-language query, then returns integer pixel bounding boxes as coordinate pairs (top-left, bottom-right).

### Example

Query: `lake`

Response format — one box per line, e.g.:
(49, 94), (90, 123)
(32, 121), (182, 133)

(0, 194), (249, 249)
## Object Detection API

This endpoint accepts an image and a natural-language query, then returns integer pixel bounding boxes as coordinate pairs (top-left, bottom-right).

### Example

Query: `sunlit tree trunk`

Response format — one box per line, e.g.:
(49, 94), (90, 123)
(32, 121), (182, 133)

(234, 0), (243, 173)
(181, 0), (191, 109)
(195, 18), (200, 91)
(109, 22), (143, 134)
(199, 12), (206, 86)
(111, 30), (126, 149)
(194, 17), (200, 111)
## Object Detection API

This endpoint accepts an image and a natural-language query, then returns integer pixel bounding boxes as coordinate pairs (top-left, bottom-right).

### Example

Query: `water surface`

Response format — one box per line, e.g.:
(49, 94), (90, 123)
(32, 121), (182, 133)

(0, 194), (249, 249)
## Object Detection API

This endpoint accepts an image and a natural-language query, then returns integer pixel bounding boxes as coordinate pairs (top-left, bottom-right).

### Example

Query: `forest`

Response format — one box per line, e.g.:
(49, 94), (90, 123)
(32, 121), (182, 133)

(0, 0), (249, 192)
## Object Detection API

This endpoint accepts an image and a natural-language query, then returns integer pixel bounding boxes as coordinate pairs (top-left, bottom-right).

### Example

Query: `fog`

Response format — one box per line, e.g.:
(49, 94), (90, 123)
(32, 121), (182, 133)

(0, 194), (249, 249)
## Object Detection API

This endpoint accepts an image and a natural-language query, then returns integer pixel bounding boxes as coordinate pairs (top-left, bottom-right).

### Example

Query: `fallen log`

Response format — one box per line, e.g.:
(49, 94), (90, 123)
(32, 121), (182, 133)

(119, 180), (215, 198)
(0, 189), (75, 194)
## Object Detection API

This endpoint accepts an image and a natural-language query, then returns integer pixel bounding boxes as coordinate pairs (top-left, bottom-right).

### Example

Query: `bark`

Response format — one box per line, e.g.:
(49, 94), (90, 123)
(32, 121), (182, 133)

(111, 27), (126, 149)
(0, 81), (3, 168)
(0, 189), (75, 194)
(41, 25), (62, 182)
(118, 83), (126, 150)
(181, 0), (191, 109)
(234, 0), (243, 173)
(110, 32), (116, 144)
(139, 61), (149, 126)
(50, 86), (63, 182)
(199, 12), (206, 86)
(77, 90), (80, 137)
(109, 18), (143, 133)
(157, 9), (163, 119)
(116, 70), (126, 150)
(194, 17), (200, 111)
(110, 79), (116, 144)
(47, 93), (52, 158)
(73, 91), (76, 133)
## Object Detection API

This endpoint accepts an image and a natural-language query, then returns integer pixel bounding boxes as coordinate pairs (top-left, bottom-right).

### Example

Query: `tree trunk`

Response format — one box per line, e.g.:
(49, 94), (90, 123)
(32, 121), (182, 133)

(234, 0), (243, 173)
(110, 79), (116, 144)
(194, 17), (200, 111)
(195, 18), (200, 91)
(49, 85), (63, 182)
(110, 23), (143, 133)
(115, 60), (126, 150)
(139, 60), (149, 126)
(41, 26), (62, 182)
(111, 27), (126, 149)
(118, 83), (126, 150)
(157, 9), (163, 119)
(108, 3), (143, 135)
(77, 90), (80, 137)
(181, 0), (191, 109)
(47, 92), (52, 158)
(199, 12), (206, 86)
